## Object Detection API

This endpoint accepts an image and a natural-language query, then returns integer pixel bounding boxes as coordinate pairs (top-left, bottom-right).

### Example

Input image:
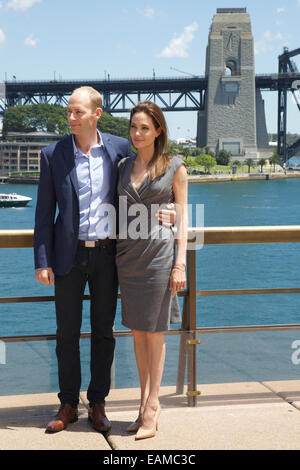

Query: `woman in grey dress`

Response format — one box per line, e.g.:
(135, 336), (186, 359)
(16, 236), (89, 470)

(116, 101), (188, 440)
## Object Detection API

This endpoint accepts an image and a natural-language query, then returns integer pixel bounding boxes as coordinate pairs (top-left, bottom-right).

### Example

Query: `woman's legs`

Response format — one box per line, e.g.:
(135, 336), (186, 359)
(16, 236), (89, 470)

(132, 329), (165, 435)
(132, 330), (150, 413)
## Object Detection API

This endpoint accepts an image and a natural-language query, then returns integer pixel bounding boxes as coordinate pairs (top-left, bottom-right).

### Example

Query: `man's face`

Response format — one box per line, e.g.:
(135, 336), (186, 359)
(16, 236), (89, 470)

(67, 91), (102, 136)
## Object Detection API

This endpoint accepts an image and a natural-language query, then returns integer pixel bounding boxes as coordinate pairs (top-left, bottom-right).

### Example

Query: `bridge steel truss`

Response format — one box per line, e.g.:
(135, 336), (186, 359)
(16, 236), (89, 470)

(0, 77), (208, 114)
(2, 73), (300, 110)
(277, 48), (300, 163)
(1, 68), (300, 161)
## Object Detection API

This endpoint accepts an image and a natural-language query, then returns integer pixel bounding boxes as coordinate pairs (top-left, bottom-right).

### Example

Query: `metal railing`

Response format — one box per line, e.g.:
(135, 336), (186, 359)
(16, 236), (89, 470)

(1, 226), (300, 406)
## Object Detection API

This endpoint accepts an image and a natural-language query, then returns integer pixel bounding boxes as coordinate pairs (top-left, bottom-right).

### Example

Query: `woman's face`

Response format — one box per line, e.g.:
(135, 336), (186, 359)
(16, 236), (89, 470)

(130, 112), (161, 152)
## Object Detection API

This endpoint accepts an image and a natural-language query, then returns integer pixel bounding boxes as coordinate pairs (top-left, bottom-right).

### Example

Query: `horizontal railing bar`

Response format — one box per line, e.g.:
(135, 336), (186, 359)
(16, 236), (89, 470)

(1, 324), (300, 343)
(1, 287), (300, 304)
(0, 292), (187, 304)
(197, 287), (300, 296)
(0, 329), (187, 343)
(1, 226), (300, 248)
(202, 226), (300, 245)
(0, 296), (56, 303)
(193, 324), (300, 333)
(0, 230), (33, 248)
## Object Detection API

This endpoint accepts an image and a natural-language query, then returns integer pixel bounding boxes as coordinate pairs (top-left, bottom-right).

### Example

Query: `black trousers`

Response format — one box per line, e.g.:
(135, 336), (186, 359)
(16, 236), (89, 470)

(54, 243), (118, 408)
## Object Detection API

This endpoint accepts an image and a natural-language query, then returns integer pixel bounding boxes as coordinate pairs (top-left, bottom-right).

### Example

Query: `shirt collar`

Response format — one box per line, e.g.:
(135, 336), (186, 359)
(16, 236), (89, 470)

(72, 130), (103, 158)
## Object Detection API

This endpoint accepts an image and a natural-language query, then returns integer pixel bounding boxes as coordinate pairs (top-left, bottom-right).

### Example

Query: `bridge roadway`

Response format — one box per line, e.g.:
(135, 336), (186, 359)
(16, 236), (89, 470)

(2, 73), (300, 113)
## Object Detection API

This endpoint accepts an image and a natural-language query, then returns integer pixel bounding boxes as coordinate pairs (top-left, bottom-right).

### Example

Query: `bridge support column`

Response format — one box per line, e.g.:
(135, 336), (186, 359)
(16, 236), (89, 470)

(196, 110), (207, 148)
(204, 8), (268, 160)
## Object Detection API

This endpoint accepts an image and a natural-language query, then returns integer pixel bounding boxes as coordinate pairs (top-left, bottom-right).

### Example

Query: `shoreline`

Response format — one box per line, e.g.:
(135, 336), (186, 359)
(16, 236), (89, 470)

(188, 172), (300, 183)
(1, 172), (300, 185)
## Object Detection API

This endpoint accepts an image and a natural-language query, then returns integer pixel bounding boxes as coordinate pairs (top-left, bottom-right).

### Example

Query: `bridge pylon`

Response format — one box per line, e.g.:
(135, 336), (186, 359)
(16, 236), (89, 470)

(198, 8), (269, 161)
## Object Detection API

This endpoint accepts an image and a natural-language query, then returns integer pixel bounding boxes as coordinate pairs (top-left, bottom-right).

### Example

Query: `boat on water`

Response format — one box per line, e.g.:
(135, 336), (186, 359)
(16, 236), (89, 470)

(0, 193), (32, 207)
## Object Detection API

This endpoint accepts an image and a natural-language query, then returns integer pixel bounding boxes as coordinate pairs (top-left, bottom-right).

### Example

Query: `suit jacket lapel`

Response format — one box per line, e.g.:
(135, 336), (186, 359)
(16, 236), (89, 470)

(101, 133), (117, 163)
(61, 135), (79, 199)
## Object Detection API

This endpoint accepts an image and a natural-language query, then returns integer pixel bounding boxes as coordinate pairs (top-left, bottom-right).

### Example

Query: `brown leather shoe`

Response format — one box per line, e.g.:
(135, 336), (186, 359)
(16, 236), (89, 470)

(45, 404), (78, 433)
(88, 403), (111, 433)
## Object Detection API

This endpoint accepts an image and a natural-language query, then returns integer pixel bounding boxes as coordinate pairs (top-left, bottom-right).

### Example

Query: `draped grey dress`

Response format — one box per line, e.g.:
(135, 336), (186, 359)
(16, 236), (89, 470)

(116, 155), (184, 332)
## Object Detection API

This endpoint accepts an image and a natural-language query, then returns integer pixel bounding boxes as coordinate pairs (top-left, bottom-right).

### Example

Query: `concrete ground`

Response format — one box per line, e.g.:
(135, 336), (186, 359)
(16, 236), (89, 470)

(0, 380), (300, 451)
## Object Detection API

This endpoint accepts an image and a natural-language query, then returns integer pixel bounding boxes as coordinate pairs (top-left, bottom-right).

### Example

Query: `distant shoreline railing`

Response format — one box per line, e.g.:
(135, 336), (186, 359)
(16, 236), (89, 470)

(4, 72), (298, 84)
(1, 226), (300, 406)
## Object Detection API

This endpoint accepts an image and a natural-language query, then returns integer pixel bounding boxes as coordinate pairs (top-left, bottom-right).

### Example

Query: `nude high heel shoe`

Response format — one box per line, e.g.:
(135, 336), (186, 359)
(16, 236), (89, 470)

(135, 405), (161, 440)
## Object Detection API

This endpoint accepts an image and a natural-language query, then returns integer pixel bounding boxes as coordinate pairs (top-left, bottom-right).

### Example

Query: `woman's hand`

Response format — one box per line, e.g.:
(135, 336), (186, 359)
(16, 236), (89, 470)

(156, 203), (176, 227)
(169, 265), (186, 297)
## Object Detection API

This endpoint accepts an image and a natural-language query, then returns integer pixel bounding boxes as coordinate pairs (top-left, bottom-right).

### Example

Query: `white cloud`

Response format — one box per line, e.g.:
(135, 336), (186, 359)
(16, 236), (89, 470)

(7, 0), (41, 11)
(137, 6), (155, 18)
(0, 28), (5, 45)
(24, 33), (38, 47)
(254, 30), (288, 55)
(276, 7), (285, 13)
(158, 22), (198, 58)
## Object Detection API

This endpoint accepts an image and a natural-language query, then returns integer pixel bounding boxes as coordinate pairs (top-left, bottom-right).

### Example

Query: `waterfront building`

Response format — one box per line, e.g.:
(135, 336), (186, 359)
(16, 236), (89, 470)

(0, 131), (62, 174)
(176, 137), (197, 148)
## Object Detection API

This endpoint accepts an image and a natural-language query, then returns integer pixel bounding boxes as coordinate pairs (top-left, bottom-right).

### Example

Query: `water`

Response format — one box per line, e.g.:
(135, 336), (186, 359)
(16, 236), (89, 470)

(1, 179), (300, 395)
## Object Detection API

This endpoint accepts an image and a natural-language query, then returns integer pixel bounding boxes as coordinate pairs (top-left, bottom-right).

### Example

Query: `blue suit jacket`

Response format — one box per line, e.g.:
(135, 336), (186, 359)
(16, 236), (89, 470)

(34, 132), (133, 276)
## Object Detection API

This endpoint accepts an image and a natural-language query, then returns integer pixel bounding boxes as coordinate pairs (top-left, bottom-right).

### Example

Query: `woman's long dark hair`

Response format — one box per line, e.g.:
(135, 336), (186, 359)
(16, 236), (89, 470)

(130, 101), (171, 180)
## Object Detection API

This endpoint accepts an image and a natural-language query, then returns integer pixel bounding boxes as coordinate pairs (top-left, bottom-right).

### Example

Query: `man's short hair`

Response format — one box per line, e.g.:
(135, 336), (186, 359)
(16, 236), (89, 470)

(72, 86), (103, 110)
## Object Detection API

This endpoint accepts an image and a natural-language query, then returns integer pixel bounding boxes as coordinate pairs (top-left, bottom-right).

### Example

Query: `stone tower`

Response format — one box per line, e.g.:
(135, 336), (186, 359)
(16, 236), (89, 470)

(197, 8), (269, 159)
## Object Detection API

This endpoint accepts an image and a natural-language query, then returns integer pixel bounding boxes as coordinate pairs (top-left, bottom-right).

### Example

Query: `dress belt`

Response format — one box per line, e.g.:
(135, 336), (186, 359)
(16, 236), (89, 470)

(78, 239), (113, 248)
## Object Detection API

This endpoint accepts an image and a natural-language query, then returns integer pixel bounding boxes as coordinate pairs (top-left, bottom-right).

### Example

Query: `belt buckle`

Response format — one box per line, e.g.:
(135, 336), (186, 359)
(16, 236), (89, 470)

(85, 240), (96, 248)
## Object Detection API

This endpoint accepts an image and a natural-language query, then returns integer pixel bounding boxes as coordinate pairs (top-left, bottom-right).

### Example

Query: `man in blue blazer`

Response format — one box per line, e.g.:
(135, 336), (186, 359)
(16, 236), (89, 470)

(34, 86), (133, 433)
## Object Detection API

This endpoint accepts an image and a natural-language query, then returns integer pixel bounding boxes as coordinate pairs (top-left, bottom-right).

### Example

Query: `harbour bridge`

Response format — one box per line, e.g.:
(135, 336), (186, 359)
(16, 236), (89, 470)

(0, 45), (300, 163)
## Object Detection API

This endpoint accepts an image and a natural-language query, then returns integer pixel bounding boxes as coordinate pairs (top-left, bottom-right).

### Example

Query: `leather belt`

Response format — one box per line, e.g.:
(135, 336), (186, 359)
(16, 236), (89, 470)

(78, 239), (113, 248)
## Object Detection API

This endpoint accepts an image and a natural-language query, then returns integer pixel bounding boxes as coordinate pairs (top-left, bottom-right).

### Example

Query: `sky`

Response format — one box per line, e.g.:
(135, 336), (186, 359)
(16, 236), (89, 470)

(0, 0), (300, 140)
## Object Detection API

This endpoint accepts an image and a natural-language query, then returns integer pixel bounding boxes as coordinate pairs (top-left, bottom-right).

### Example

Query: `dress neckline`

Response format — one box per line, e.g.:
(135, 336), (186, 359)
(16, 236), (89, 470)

(129, 156), (150, 193)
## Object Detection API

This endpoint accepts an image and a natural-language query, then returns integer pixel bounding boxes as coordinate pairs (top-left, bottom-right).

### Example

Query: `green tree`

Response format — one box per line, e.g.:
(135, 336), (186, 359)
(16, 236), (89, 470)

(182, 147), (191, 160)
(98, 112), (129, 139)
(2, 106), (30, 134)
(195, 154), (216, 173)
(3, 104), (69, 136)
(258, 158), (266, 172)
(245, 158), (254, 174)
(167, 140), (181, 155)
(269, 153), (280, 172)
(185, 157), (198, 168)
(216, 149), (231, 166)
(190, 147), (203, 157)
(203, 146), (215, 157)
(3, 104), (130, 139)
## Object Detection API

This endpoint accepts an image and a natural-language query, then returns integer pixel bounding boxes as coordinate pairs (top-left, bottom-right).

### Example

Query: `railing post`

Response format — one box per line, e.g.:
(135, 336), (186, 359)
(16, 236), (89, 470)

(186, 249), (200, 407)
(111, 326), (115, 389)
(176, 295), (188, 394)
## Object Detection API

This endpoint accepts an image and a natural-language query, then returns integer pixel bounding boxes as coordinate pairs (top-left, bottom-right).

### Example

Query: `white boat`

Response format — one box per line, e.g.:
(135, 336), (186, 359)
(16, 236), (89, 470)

(0, 193), (32, 207)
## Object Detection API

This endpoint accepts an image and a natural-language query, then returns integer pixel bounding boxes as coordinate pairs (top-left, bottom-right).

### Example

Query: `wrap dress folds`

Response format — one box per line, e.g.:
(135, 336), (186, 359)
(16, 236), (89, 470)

(116, 155), (185, 332)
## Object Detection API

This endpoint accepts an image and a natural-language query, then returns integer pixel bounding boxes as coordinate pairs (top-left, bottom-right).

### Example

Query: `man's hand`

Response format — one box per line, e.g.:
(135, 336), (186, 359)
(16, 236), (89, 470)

(156, 203), (176, 227)
(35, 268), (54, 286)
